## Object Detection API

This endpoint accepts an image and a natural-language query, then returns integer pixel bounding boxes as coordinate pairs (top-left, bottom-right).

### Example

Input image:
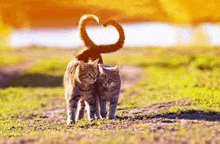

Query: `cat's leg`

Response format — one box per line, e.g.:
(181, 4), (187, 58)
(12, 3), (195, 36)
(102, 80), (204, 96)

(100, 100), (107, 119)
(85, 99), (96, 121)
(76, 100), (85, 122)
(66, 94), (79, 125)
(109, 96), (119, 119)
(95, 98), (101, 119)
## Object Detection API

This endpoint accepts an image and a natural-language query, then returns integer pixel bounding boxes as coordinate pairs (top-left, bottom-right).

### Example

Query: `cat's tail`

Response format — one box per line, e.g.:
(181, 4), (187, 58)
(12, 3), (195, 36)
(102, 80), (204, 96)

(96, 20), (125, 53)
(79, 14), (125, 53)
(78, 14), (99, 48)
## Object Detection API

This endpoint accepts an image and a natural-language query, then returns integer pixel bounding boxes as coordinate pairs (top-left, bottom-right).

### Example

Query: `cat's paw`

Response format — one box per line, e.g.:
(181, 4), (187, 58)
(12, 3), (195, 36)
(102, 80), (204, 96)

(108, 116), (116, 120)
(67, 119), (75, 126)
(89, 117), (96, 121)
(96, 117), (101, 120)
(100, 117), (106, 120)
(101, 113), (107, 119)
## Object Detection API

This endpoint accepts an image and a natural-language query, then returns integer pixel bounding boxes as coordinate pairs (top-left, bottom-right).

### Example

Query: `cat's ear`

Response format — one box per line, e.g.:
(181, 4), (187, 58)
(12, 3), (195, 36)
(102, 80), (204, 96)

(78, 61), (86, 69)
(113, 65), (119, 73)
(99, 65), (107, 75)
(91, 59), (99, 66)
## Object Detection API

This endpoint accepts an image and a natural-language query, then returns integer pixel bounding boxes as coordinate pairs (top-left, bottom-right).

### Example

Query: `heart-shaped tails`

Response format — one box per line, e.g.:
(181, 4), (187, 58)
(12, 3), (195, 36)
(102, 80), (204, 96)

(78, 14), (125, 54)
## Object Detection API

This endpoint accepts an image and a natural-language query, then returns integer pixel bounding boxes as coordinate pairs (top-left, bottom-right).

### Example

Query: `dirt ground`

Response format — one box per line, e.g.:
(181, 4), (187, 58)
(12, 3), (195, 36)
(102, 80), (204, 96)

(1, 57), (220, 143)
(1, 60), (220, 124)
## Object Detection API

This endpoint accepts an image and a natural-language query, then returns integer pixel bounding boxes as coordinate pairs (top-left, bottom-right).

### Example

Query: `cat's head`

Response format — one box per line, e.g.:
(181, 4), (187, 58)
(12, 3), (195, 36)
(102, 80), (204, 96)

(69, 59), (99, 84)
(98, 65), (120, 88)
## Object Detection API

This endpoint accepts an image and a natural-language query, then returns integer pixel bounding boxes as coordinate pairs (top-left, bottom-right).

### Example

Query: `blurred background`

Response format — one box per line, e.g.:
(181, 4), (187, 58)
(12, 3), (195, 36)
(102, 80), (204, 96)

(1, 0), (220, 49)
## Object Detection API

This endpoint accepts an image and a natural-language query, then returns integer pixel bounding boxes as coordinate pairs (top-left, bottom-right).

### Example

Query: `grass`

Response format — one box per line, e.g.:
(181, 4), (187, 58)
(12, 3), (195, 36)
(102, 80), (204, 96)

(0, 47), (220, 143)
(0, 55), (27, 67)
(120, 66), (220, 111)
(25, 57), (72, 76)
(0, 87), (64, 119)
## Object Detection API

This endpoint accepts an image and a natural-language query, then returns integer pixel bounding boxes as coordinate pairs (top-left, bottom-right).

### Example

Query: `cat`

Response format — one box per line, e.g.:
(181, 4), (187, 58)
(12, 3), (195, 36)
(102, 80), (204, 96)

(63, 59), (99, 125)
(97, 64), (121, 119)
(76, 14), (125, 64)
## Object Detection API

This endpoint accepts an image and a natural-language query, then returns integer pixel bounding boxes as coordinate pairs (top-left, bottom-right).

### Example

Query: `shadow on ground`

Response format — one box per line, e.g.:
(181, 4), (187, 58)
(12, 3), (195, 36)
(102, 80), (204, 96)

(0, 73), (63, 88)
(117, 110), (220, 122)
(149, 110), (220, 122)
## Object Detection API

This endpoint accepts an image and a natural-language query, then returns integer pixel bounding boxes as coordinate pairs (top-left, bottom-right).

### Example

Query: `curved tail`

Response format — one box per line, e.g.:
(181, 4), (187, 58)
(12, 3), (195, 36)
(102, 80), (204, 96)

(78, 14), (99, 47)
(79, 14), (125, 53)
(96, 20), (125, 53)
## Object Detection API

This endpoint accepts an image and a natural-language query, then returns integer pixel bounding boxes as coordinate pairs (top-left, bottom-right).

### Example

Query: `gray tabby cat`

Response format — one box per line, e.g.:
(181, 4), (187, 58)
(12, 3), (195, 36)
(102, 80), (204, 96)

(97, 64), (121, 119)
(64, 59), (99, 125)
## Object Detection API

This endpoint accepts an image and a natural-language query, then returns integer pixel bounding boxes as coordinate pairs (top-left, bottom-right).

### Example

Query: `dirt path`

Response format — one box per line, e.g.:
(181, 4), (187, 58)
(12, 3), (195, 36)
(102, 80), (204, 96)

(2, 61), (219, 134)
(1, 59), (220, 144)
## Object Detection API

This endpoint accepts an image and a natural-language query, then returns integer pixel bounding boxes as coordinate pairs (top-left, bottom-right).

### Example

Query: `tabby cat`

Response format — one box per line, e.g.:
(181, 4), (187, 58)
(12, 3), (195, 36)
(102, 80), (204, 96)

(97, 64), (121, 119)
(64, 59), (99, 125)
(76, 14), (125, 64)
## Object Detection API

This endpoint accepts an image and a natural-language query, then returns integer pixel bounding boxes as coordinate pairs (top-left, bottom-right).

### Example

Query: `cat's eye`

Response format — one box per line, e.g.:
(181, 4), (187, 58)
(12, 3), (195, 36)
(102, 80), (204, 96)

(108, 79), (112, 83)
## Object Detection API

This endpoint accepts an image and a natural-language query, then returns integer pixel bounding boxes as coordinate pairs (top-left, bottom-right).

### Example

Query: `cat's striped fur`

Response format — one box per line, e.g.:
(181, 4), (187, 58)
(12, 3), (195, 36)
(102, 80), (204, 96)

(64, 59), (99, 125)
(98, 64), (121, 119)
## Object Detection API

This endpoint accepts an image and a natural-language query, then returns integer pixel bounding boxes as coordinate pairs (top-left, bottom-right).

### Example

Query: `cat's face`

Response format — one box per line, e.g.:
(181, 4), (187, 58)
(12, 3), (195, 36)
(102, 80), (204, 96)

(99, 65), (119, 88)
(75, 59), (99, 84)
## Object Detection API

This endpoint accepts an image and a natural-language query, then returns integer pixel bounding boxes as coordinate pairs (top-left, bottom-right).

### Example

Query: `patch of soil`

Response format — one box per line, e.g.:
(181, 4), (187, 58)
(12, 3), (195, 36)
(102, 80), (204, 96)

(2, 59), (220, 141)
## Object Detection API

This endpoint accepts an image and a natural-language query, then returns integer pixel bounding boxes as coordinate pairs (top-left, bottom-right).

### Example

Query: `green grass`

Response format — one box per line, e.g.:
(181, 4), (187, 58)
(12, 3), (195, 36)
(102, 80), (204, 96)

(120, 66), (220, 111)
(0, 55), (27, 66)
(103, 49), (220, 112)
(0, 87), (64, 119)
(0, 47), (220, 143)
(25, 57), (72, 76)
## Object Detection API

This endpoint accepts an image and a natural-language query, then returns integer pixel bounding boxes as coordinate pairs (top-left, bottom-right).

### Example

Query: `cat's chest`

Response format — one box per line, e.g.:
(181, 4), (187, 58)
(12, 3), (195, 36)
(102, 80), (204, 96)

(101, 85), (118, 92)
(71, 84), (95, 100)
(80, 91), (94, 100)
(99, 86), (119, 100)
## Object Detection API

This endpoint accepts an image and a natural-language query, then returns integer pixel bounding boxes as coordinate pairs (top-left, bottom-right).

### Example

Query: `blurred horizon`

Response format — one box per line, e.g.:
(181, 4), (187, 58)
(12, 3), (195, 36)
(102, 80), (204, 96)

(9, 22), (219, 48)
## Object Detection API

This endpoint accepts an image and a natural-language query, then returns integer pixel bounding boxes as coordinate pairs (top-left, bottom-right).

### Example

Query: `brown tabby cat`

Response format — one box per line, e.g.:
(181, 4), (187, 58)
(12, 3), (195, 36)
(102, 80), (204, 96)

(97, 64), (121, 119)
(63, 59), (99, 125)
(76, 14), (125, 64)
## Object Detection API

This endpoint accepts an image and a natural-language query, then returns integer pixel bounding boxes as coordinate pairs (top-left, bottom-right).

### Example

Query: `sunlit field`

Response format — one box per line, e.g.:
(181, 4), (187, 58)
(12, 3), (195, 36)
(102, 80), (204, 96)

(1, 0), (220, 143)
(0, 47), (220, 143)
